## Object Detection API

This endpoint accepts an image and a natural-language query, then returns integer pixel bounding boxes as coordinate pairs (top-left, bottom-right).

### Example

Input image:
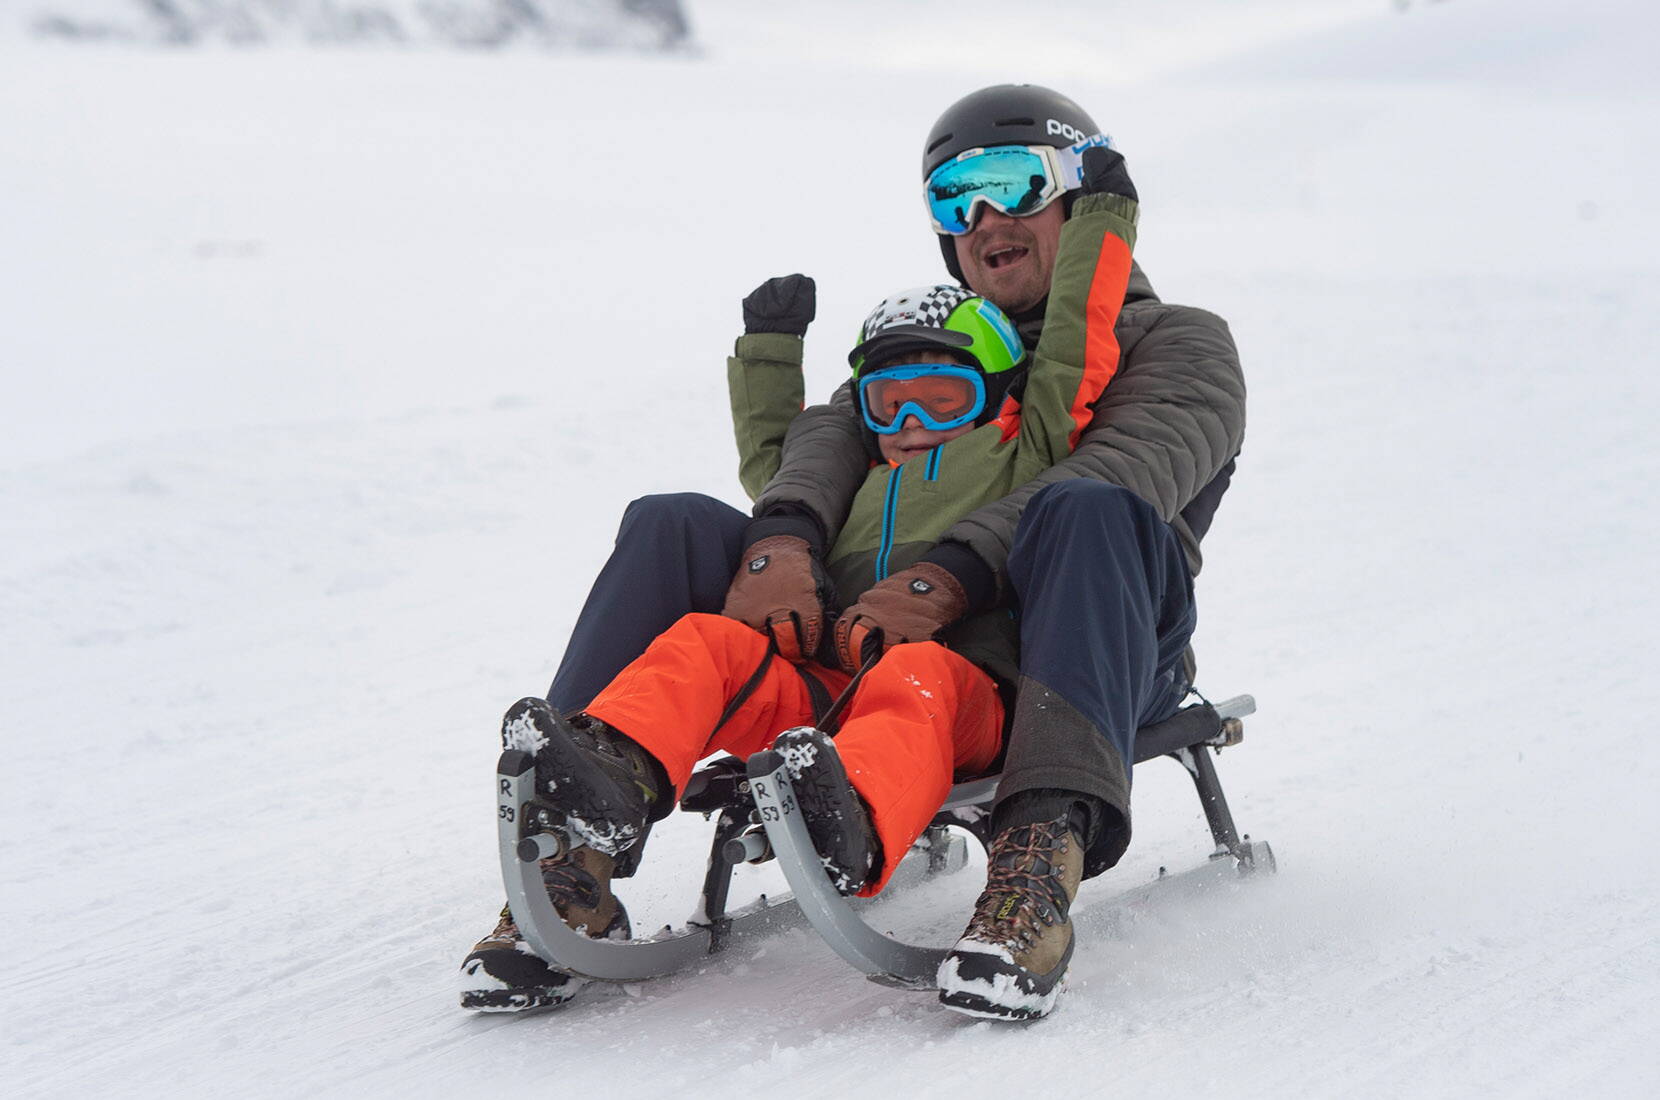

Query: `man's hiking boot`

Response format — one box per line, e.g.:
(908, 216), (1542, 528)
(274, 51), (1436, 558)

(773, 727), (880, 895)
(937, 813), (1084, 1020)
(458, 847), (630, 1012)
(500, 696), (667, 858)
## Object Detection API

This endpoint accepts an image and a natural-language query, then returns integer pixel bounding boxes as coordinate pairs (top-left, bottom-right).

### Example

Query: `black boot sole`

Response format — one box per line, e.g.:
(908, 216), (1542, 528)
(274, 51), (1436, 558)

(773, 726), (875, 895)
(460, 982), (585, 1013)
(502, 698), (650, 857)
(458, 947), (587, 1014)
(937, 932), (1074, 1021)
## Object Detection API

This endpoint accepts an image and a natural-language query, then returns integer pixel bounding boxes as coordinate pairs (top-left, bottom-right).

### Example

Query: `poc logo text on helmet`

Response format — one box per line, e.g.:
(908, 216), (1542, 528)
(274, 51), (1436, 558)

(1046, 118), (1090, 143)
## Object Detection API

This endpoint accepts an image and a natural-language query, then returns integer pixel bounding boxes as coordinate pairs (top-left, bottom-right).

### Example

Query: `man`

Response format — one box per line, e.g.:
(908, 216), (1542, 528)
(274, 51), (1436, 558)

(727, 84), (1244, 1019)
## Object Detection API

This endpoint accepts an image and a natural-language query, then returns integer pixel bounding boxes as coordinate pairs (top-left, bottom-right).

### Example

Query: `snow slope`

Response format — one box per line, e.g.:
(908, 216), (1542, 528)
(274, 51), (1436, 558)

(3, 0), (1658, 1095)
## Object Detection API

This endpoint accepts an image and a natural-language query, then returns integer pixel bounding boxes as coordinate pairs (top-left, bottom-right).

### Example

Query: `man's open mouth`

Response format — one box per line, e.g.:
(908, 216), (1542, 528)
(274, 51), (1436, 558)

(983, 245), (1029, 270)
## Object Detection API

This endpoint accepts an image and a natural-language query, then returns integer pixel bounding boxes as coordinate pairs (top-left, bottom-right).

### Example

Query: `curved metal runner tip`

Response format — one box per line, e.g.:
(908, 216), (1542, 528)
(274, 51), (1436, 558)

(497, 753), (714, 981)
(745, 748), (947, 989)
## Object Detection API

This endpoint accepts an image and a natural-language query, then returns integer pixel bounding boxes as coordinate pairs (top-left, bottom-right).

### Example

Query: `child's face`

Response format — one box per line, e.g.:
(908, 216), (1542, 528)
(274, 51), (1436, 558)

(869, 350), (980, 466)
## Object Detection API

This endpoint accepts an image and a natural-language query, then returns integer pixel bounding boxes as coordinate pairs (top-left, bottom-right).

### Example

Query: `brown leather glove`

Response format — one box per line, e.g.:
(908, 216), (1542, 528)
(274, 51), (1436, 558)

(722, 535), (835, 663)
(833, 563), (970, 671)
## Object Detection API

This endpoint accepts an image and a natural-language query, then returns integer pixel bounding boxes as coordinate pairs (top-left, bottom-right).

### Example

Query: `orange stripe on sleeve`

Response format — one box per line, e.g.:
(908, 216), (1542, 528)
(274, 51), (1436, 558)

(992, 392), (1023, 441)
(1071, 232), (1134, 448)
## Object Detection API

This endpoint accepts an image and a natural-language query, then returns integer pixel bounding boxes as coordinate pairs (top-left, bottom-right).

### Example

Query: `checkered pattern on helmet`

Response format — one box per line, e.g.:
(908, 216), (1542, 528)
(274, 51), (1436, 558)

(860, 285), (973, 341)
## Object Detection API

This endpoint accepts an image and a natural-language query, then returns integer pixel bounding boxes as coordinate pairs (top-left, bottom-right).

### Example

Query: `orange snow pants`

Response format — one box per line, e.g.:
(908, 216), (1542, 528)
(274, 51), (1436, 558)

(582, 613), (1004, 895)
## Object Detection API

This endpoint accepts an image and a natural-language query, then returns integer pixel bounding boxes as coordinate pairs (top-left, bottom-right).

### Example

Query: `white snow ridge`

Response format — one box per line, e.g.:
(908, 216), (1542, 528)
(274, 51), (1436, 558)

(500, 711), (549, 755)
(774, 727), (821, 778)
(4, 0), (1659, 1096)
(563, 810), (639, 859)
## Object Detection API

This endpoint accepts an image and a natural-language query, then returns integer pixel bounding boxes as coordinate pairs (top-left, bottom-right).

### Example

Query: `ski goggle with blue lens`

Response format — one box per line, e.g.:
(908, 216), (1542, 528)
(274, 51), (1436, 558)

(858, 364), (987, 434)
(925, 136), (1113, 236)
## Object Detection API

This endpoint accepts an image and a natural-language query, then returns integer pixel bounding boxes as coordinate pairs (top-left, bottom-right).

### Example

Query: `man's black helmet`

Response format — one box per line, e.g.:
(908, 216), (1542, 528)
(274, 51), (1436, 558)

(922, 84), (1101, 285)
(922, 84), (1100, 179)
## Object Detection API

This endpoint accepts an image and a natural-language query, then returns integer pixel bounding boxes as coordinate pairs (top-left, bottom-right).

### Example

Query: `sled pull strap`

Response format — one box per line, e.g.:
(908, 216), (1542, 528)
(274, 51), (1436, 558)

(817, 646), (882, 735)
(707, 634), (779, 739)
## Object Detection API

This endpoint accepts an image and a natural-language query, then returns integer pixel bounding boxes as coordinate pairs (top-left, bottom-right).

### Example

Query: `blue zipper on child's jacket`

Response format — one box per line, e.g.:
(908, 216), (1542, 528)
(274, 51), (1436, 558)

(874, 462), (903, 581)
(876, 448), (947, 580)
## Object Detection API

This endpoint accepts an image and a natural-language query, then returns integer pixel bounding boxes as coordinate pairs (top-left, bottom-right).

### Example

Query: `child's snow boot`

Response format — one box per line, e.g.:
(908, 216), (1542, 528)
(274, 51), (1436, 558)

(500, 696), (668, 857)
(936, 813), (1083, 1020)
(773, 727), (880, 895)
(458, 846), (629, 1012)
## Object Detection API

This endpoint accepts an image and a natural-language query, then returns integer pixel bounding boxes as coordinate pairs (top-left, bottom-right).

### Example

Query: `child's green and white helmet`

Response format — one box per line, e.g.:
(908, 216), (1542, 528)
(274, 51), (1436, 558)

(848, 285), (1026, 378)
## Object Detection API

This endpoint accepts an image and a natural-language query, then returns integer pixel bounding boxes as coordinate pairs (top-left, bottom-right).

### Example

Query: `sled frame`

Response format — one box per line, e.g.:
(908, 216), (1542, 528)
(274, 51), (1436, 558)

(496, 694), (1269, 988)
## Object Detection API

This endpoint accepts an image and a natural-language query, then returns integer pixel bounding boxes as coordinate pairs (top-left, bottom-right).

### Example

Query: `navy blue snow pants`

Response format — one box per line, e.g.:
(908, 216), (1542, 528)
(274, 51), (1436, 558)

(997, 480), (1197, 874)
(546, 493), (750, 714)
(544, 482), (1196, 876)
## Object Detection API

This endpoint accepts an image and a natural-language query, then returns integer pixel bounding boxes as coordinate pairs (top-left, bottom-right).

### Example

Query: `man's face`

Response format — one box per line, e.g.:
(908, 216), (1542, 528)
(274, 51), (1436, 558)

(951, 201), (1066, 315)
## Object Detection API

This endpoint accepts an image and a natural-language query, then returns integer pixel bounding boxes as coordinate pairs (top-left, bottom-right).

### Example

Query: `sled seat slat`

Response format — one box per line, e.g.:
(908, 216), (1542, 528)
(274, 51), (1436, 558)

(681, 696), (1257, 818)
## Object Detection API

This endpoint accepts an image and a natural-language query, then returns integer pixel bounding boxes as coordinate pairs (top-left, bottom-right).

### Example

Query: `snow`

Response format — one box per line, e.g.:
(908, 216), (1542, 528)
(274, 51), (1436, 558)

(775, 729), (822, 776)
(500, 710), (549, 755)
(4, 0), (1659, 1095)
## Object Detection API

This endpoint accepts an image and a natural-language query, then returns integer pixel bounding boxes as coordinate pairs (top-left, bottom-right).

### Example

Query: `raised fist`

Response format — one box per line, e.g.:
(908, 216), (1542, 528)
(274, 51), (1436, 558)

(742, 274), (817, 336)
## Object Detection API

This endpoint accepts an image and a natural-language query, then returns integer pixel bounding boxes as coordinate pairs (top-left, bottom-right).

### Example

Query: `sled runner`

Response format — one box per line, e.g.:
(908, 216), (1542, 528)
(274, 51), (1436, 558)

(495, 693), (1271, 988)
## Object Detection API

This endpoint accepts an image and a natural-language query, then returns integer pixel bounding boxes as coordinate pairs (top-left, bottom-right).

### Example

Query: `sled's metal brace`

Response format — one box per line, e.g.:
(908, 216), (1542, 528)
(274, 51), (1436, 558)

(499, 750), (706, 978)
(496, 750), (802, 980)
(1162, 695), (1274, 872)
(745, 750), (950, 988)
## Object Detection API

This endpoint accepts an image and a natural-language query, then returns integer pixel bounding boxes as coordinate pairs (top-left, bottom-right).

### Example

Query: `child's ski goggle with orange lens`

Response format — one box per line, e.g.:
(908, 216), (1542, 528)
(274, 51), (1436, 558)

(924, 136), (1112, 236)
(858, 364), (987, 434)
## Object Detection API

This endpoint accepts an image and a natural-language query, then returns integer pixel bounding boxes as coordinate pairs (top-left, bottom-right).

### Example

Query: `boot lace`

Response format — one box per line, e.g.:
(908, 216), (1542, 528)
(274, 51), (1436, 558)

(481, 904), (519, 946)
(540, 855), (602, 912)
(966, 818), (1073, 951)
(482, 856), (603, 947)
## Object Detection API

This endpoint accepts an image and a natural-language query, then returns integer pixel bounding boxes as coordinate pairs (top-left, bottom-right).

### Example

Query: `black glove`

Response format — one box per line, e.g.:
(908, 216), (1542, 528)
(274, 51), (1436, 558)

(1079, 145), (1137, 203)
(743, 274), (817, 336)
